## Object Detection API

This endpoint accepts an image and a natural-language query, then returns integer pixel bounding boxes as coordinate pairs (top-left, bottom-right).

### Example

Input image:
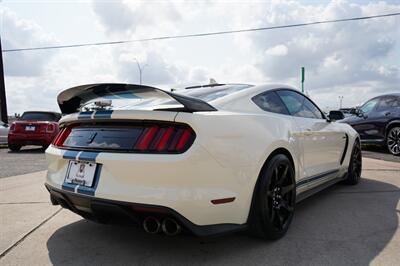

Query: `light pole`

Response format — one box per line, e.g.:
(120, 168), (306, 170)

(134, 58), (148, 85)
(0, 38), (8, 124)
(339, 96), (344, 109)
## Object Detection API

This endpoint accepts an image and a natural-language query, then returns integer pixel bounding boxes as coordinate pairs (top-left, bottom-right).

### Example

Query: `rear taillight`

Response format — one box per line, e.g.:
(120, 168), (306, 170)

(134, 125), (195, 153)
(46, 124), (55, 133)
(52, 123), (195, 153)
(52, 127), (72, 147)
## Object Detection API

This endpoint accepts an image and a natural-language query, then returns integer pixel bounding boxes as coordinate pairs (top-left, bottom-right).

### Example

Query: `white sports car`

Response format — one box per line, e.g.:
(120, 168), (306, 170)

(45, 83), (362, 239)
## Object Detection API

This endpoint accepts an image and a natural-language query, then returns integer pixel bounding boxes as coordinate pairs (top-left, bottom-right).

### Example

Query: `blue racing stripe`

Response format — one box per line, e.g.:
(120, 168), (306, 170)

(77, 164), (102, 196)
(78, 111), (93, 119)
(63, 150), (80, 160)
(93, 110), (113, 119)
(78, 151), (99, 162)
(62, 183), (77, 192)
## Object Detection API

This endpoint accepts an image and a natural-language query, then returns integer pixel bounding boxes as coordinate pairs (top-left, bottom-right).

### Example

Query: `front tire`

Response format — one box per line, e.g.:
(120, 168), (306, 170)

(249, 154), (296, 240)
(344, 141), (362, 185)
(386, 126), (400, 156)
(8, 144), (21, 152)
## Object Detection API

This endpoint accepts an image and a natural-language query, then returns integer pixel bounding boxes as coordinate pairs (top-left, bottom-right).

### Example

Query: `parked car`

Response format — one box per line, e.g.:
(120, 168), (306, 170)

(45, 83), (361, 239)
(341, 93), (400, 155)
(8, 111), (61, 151)
(0, 121), (9, 144)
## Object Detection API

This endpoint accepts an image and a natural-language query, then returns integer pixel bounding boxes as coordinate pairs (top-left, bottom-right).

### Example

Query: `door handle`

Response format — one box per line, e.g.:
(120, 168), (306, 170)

(385, 112), (391, 116)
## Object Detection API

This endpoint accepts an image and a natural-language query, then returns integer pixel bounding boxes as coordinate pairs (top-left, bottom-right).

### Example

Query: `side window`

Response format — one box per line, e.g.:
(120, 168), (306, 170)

(360, 98), (379, 113)
(393, 96), (400, 108)
(276, 90), (324, 119)
(252, 91), (289, 115)
(377, 96), (399, 111)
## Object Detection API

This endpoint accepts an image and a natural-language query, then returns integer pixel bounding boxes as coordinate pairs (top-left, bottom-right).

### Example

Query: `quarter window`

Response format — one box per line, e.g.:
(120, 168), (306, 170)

(377, 96), (400, 110)
(276, 90), (324, 119)
(252, 91), (289, 115)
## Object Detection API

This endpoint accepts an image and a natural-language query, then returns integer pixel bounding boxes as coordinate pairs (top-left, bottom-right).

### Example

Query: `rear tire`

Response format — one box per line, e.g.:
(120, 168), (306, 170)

(386, 126), (400, 156)
(8, 144), (21, 152)
(344, 141), (362, 185)
(249, 154), (296, 240)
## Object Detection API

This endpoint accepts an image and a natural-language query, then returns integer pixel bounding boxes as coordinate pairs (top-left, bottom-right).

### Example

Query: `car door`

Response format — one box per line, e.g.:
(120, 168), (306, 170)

(0, 122), (9, 144)
(350, 97), (381, 141)
(276, 90), (346, 179)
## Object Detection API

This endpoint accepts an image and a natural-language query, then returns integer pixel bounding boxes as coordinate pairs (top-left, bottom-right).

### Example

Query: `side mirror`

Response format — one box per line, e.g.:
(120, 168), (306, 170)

(328, 110), (345, 121)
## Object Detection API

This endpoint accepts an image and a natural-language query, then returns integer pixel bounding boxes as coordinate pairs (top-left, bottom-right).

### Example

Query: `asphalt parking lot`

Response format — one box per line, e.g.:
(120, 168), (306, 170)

(0, 146), (47, 178)
(0, 147), (399, 265)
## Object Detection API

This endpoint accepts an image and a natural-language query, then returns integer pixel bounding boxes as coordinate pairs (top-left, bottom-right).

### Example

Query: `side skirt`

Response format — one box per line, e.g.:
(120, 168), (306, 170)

(296, 170), (346, 203)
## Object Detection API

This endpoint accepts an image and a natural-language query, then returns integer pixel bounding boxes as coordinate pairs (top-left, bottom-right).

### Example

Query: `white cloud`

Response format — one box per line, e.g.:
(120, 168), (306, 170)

(265, 45), (288, 56)
(2, 0), (400, 114)
(1, 7), (56, 76)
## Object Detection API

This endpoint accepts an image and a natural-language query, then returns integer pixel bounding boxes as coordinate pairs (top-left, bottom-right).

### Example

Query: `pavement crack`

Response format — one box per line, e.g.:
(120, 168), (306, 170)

(0, 201), (49, 205)
(0, 208), (62, 259)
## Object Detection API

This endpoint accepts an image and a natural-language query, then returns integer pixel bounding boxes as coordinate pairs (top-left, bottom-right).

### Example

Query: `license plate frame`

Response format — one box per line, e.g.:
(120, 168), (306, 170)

(25, 126), (36, 131)
(65, 160), (97, 187)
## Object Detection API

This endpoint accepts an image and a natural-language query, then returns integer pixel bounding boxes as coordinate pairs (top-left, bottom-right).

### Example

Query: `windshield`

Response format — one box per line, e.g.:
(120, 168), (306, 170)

(20, 112), (59, 121)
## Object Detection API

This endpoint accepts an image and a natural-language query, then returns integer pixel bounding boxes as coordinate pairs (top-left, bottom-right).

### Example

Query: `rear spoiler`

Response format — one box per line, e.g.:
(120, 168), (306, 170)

(57, 83), (217, 114)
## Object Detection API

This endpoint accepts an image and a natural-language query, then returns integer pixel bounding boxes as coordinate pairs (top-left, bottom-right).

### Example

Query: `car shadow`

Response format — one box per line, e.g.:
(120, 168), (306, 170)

(46, 178), (399, 265)
(362, 144), (388, 154)
(7, 146), (45, 154)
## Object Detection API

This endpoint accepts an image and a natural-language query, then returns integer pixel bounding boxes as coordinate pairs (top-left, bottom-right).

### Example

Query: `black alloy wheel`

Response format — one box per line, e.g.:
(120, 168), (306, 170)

(387, 127), (400, 156)
(344, 141), (362, 185)
(250, 154), (296, 240)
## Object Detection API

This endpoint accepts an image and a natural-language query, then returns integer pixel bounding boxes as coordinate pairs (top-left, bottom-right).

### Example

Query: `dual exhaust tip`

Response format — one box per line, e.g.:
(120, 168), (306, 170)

(143, 216), (181, 236)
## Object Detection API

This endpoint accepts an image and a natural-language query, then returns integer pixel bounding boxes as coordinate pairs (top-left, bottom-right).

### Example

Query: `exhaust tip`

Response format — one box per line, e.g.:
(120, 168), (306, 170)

(143, 216), (161, 234)
(162, 218), (181, 236)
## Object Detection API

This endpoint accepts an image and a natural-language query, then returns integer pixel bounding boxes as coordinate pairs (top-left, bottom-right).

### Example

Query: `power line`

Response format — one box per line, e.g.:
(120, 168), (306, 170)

(3, 12), (400, 53)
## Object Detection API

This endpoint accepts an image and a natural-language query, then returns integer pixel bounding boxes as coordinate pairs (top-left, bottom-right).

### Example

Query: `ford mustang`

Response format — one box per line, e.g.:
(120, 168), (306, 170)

(45, 83), (361, 239)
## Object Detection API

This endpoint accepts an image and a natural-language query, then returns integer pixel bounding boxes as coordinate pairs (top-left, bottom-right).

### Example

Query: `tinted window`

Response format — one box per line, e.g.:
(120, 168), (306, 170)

(360, 98), (379, 113)
(20, 112), (59, 121)
(252, 91), (289, 115)
(277, 90), (323, 119)
(180, 84), (253, 102)
(377, 96), (400, 110)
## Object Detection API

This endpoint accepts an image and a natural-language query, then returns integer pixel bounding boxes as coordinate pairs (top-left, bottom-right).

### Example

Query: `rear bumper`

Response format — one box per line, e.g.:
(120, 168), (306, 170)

(45, 144), (258, 226)
(46, 184), (247, 237)
(8, 133), (56, 146)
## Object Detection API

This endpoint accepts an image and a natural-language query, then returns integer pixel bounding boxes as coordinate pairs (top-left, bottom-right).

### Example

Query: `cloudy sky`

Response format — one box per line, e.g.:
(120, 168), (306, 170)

(1, 0), (399, 114)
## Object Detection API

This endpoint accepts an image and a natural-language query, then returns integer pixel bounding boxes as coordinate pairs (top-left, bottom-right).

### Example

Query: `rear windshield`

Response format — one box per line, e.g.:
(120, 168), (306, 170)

(80, 84), (252, 111)
(20, 112), (60, 121)
(178, 84), (253, 102)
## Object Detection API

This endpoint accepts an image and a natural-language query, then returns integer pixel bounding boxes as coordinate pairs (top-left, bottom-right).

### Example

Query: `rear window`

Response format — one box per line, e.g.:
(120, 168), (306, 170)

(79, 84), (252, 111)
(20, 112), (60, 121)
(178, 84), (253, 102)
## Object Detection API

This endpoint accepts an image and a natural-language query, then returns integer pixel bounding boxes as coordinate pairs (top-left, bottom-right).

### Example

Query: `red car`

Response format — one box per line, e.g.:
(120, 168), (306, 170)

(8, 111), (61, 151)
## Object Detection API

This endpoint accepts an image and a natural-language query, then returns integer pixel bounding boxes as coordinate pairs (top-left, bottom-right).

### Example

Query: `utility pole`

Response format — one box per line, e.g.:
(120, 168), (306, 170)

(134, 58), (148, 85)
(301, 67), (305, 94)
(339, 96), (344, 109)
(0, 38), (8, 124)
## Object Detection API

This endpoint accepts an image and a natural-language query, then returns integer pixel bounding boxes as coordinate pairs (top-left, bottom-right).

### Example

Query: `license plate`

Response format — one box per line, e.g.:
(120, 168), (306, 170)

(25, 126), (35, 131)
(65, 161), (97, 187)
